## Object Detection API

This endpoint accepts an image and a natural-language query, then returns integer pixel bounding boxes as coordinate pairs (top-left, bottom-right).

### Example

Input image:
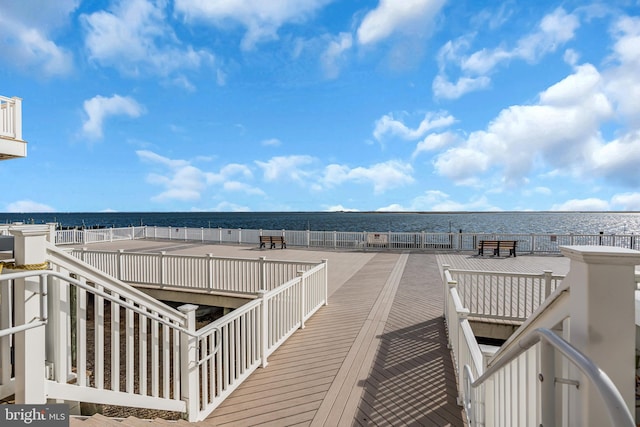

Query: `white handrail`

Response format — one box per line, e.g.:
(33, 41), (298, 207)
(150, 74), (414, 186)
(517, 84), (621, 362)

(466, 328), (634, 427)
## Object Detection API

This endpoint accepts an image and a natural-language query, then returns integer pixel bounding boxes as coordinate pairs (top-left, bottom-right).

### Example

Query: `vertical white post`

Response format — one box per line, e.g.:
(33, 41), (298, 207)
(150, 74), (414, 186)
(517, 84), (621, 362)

(297, 271), (305, 329)
(117, 249), (124, 281)
(159, 251), (166, 288)
(207, 253), (214, 292)
(560, 246), (640, 426)
(257, 290), (269, 368)
(12, 97), (22, 140)
(9, 225), (49, 404)
(259, 256), (266, 291)
(178, 304), (199, 422)
(543, 270), (553, 298)
(322, 259), (328, 306)
(46, 269), (69, 384)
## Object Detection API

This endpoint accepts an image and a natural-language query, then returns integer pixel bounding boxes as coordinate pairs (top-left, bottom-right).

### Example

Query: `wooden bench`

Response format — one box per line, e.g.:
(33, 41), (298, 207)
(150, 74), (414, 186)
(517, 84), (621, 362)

(477, 240), (517, 257)
(259, 235), (286, 249)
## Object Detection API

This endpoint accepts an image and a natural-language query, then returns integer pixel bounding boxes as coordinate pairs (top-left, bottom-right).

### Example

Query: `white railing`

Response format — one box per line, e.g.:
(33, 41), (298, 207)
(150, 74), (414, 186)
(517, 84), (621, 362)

(443, 248), (639, 426)
(55, 225), (640, 254)
(70, 248), (318, 293)
(0, 96), (22, 140)
(1, 238), (327, 422)
(464, 328), (634, 427)
(444, 266), (564, 322)
(195, 262), (327, 417)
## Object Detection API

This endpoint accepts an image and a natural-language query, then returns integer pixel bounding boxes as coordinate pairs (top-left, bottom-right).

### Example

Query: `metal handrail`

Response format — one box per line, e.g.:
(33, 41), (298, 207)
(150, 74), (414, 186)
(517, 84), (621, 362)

(465, 327), (634, 427)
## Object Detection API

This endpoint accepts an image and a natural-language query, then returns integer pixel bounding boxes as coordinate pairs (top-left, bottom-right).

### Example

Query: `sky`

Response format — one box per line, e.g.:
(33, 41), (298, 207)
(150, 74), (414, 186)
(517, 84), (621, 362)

(1, 0), (640, 213)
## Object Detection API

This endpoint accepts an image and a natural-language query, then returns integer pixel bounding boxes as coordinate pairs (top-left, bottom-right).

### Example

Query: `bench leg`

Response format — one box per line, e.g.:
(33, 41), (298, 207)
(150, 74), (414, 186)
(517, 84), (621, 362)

(259, 242), (265, 249)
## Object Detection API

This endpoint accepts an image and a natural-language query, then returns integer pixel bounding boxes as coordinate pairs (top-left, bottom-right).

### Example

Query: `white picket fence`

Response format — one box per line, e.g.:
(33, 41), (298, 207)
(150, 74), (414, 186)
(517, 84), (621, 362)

(54, 226), (640, 254)
(1, 241), (327, 422)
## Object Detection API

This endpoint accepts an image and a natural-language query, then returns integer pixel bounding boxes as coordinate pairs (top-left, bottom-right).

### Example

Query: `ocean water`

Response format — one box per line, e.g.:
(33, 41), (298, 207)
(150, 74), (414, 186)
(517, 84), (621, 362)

(2, 211), (640, 235)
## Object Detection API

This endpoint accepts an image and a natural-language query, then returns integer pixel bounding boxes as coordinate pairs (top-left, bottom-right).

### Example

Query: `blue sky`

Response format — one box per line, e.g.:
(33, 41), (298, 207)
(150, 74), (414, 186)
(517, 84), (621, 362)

(1, 0), (640, 213)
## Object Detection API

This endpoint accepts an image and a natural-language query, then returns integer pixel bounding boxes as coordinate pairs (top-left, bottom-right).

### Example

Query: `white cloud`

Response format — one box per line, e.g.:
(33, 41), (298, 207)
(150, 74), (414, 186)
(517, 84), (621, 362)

(611, 193), (640, 211)
(413, 131), (460, 158)
(434, 8), (580, 99)
(590, 131), (640, 186)
(210, 201), (251, 212)
(82, 95), (145, 139)
(82, 0), (214, 82)
(255, 155), (316, 182)
(462, 8), (579, 74)
(373, 111), (456, 141)
(384, 190), (500, 212)
(321, 32), (353, 79)
(222, 181), (265, 196)
(434, 63), (613, 187)
(551, 198), (610, 211)
(174, 0), (333, 50)
(325, 205), (359, 212)
(604, 16), (640, 129)
(0, 1), (77, 77)
(321, 160), (414, 194)
(357, 0), (446, 45)
(137, 150), (255, 203)
(432, 75), (491, 100)
(261, 138), (282, 147)
(6, 200), (56, 213)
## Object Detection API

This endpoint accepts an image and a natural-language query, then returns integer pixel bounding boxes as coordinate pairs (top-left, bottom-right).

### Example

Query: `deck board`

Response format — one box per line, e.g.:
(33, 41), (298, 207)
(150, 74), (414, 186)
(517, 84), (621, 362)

(202, 252), (465, 426)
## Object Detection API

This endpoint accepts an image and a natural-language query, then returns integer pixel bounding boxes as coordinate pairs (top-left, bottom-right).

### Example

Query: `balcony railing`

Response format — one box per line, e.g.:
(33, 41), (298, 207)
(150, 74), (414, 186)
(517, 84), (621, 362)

(0, 96), (22, 140)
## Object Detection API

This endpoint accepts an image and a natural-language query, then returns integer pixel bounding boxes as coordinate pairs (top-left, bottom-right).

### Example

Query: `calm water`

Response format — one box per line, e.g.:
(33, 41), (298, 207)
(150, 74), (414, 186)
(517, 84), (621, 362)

(2, 212), (640, 235)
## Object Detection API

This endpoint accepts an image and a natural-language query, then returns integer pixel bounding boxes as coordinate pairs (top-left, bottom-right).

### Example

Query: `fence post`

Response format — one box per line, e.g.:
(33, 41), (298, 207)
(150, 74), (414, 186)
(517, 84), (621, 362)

(539, 339), (556, 427)
(322, 259), (328, 306)
(257, 290), (269, 368)
(159, 251), (166, 288)
(178, 304), (199, 422)
(259, 256), (266, 291)
(298, 271), (305, 329)
(333, 231), (337, 249)
(9, 225), (49, 404)
(117, 249), (124, 281)
(201, 227), (204, 242)
(543, 270), (553, 298)
(207, 253), (215, 292)
(442, 264), (450, 318)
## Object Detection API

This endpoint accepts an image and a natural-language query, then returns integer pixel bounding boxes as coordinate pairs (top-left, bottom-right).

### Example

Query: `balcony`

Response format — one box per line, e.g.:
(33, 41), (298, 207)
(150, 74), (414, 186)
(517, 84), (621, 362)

(0, 96), (27, 160)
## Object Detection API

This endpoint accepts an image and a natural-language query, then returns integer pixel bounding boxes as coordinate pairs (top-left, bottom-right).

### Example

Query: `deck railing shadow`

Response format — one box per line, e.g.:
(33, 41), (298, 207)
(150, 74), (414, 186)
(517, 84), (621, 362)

(356, 317), (460, 426)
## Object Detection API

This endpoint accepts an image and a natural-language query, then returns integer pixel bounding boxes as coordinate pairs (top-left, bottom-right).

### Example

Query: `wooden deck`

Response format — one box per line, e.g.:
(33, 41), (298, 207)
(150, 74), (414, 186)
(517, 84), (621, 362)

(66, 241), (574, 426)
(193, 252), (463, 426)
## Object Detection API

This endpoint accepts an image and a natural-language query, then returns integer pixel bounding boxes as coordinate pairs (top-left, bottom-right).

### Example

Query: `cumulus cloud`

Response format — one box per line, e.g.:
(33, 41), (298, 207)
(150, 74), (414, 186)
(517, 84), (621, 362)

(5, 200), (56, 213)
(611, 193), (640, 211)
(0, 0), (77, 77)
(434, 7), (580, 99)
(255, 155), (316, 183)
(434, 63), (613, 186)
(174, 0), (333, 50)
(82, 95), (145, 139)
(321, 160), (414, 194)
(137, 150), (257, 202)
(82, 0), (214, 83)
(373, 111), (456, 141)
(357, 0), (445, 45)
(412, 131), (460, 158)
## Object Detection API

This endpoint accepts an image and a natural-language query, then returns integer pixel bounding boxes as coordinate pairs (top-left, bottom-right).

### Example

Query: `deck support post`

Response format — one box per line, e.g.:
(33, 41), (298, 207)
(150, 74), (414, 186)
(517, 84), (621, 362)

(560, 246), (640, 427)
(178, 304), (199, 422)
(9, 225), (49, 404)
